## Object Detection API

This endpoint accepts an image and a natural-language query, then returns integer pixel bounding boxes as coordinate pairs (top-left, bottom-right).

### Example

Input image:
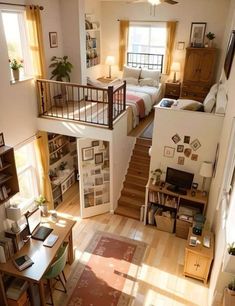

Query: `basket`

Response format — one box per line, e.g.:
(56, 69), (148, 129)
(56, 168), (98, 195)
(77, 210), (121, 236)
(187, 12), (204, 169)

(155, 210), (175, 233)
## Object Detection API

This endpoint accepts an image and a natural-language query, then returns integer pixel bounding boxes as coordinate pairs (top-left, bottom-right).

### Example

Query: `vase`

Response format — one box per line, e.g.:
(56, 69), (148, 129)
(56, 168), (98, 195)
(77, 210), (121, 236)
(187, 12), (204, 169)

(12, 69), (20, 81)
(222, 251), (235, 273)
(208, 40), (214, 48)
(40, 205), (48, 217)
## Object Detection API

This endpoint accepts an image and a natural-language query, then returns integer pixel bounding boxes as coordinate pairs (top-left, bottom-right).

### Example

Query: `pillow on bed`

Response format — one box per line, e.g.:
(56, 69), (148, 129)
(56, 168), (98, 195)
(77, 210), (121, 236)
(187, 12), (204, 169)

(123, 66), (141, 79)
(181, 101), (204, 111)
(215, 84), (227, 114)
(123, 77), (139, 85)
(203, 91), (216, 113)
(139, 78), (158, 87)
(140, 69), (161, 85)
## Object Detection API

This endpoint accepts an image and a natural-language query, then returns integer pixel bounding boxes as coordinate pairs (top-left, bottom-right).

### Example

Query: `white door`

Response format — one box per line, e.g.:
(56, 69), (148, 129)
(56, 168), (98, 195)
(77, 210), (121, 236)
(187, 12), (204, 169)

(77, 138), (111, 218)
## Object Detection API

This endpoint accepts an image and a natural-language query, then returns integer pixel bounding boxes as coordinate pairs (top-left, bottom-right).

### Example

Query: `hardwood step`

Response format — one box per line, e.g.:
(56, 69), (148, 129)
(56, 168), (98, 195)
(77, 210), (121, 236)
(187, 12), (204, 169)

(128, 161), (150, 172)
(128, 168), (149, 179)
(121, 187), (145, 200)
(125, 174), (148, 186)
(133, 149), (150, 158)
(136, 138), (152, 147)
(115, 206), (140, 220)
(134, 144), (150, 153)
(124, 181), (146, 193)
(131, 155), (150, 165)
(118, 195), (144, 209)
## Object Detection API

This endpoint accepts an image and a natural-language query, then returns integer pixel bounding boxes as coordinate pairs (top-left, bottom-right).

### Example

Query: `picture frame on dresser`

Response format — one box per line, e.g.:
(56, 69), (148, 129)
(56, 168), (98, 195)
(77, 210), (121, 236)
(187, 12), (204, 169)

(0, 133), (5, 147)
(190, 22), (207, 47)
(224, 30), (235, 79)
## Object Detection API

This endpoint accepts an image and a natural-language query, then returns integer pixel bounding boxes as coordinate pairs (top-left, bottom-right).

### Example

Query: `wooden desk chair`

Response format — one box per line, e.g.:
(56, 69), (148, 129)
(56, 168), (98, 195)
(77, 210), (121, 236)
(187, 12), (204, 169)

(43, 242), (68, 305)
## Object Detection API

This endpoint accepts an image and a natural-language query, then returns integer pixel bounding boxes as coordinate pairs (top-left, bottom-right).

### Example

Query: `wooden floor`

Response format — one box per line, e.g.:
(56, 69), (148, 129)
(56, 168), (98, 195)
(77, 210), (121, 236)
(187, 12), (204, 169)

(51, 185), (211, 306)
(129, 111), (154, 138)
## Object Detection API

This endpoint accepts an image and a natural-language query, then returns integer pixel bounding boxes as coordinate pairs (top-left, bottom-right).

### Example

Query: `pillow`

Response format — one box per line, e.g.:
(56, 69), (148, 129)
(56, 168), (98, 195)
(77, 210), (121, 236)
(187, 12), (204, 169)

(123, 77), (139, 85)
(203, 91), (216, 113)
(215, 84), (227, 114)
(122, 66), (141, 79)
(182, 101), (204, 111)
(210, 83), (218, 95)
(140, 69), (161, 85)
(139, 78), (158, 87)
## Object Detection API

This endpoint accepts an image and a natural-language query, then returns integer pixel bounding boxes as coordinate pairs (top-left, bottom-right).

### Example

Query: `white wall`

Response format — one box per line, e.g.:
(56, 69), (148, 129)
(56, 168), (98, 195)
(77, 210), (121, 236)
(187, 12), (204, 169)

(150, 107), (224, 190)
(100, 0), (230, 79)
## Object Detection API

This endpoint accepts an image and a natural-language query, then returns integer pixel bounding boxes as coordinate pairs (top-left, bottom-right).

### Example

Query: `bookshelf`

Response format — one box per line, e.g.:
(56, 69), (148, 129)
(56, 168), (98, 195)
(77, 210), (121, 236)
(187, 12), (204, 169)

(0, 146), (19, 204)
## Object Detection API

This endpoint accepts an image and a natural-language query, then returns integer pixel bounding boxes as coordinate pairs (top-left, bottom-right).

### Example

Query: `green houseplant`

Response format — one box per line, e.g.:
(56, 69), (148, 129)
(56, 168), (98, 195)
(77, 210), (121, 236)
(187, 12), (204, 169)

(228, 278), (235, 296)
(228, 242), (235, 255)
(151, 168), (162, 185)
(223, 242), (235, 274)
(9, 58), (23, 81)
(206, 32), (215, 47)
(49, 56), (73, 82)
(36, 195), (48, 217)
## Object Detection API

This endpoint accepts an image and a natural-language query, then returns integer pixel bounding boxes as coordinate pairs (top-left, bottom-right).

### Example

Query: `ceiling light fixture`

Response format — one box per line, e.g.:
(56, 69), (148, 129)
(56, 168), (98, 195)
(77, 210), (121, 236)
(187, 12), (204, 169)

(148, 0), (161, 5)
(148, 0), (161, 16)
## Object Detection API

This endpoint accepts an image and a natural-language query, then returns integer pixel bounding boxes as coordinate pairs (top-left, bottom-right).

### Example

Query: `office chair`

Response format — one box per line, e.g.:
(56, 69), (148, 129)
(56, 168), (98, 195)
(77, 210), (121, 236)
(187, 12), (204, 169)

(43, 242), (68, 305)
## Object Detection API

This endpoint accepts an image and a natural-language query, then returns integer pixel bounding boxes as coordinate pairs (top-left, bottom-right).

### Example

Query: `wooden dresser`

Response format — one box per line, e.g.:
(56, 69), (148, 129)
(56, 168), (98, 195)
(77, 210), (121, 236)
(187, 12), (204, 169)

(181, 48), (217, 102)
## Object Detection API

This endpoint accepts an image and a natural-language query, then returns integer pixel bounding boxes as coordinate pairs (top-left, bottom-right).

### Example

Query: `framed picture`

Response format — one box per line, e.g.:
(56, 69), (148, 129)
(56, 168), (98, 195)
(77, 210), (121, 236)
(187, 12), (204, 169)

(213, 143), (220, 177)
(190, 22), (207, 47)
(0, 133), (5, 147)
(224, 30), (235, 79)
(178, 156), (185, 165)
(184, 136), (190, 144)
(92, 140), (99, 147)
(95, 176), (103, 186)
(95, 153), (103, 164)
(184, 148), (192, 158)
(177, 145), (184, 153)
(103, 172), (110, 182)
(190, 139), (201, 151)
(164, 146), (175, 158)
(82, 147), (94, 161)
(177, 41), (185, 50)
(172, 134), (181, 144)
(191, 154), (198, 161)
(49, 32), (58, 48)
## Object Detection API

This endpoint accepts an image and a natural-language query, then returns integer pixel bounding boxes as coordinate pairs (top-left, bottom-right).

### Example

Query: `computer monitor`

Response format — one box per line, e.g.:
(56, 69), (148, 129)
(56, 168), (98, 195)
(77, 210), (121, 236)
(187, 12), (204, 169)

(166, 167), (194, 194)
(26, 208), (41, 235)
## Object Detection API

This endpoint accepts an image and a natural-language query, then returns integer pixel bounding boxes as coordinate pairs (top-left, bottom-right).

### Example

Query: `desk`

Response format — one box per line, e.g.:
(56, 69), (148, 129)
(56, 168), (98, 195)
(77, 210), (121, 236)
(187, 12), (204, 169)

(0, 217), (76, 306)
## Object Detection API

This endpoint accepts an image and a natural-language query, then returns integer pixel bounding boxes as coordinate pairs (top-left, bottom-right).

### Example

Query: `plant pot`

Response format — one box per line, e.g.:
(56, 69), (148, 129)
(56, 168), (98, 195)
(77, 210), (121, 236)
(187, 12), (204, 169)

(12, 69), (20, 81)
(40, 205), (48, 217)
(208, 40), (214, 48)
(224, 288), (235, 306)
(227, 288), (235, 296)
(222, 252), (235, 273)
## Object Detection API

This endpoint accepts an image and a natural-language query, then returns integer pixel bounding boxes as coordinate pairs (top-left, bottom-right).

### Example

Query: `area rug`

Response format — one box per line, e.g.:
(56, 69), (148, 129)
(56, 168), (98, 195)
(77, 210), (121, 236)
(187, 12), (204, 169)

(65, 231), (147, 306)
(140, 121), (153, 139)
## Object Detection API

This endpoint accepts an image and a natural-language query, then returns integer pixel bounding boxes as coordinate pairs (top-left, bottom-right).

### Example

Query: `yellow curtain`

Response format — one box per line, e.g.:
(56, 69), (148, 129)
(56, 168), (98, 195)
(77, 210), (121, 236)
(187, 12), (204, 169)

(164, 21), (177, 75)
(34, 131), (53, 210)
(26, 5), (46, 78)
(119, 20), (129, 71)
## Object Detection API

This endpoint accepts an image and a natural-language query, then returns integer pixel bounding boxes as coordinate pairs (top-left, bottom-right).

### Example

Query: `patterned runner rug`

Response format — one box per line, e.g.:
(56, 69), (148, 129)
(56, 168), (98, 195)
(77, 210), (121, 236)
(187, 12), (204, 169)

(64, 231), (147, 306)
(140, 121), (153, 139)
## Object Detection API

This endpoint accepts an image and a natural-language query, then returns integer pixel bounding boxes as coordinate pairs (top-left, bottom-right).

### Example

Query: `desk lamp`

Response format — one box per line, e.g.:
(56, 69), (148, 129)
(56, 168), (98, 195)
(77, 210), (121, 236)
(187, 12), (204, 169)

(105, 56), (115, 78)
(171, 62), (181, 83)
(6, 206), (22, 233)
(199, 161), (213, 196)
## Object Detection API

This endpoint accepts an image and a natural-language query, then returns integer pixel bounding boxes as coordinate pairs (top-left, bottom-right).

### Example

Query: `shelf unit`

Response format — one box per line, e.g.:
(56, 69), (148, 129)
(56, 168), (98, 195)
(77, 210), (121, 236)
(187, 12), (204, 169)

(145, 179), (208, 238)
(0, 146), (19, 204)
(86, 28), (100, 68)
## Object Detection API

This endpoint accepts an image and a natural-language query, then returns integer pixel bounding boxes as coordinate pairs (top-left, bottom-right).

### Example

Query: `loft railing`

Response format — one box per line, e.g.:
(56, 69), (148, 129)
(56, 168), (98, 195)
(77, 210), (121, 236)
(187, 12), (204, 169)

(36, 79), (126, 130)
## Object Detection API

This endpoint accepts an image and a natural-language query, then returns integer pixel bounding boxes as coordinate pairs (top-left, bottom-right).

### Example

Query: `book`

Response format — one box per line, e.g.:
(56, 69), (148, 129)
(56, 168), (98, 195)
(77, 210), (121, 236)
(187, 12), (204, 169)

(6, 278), (28, 300)
(13, 255), (34, 271)
(43, 234), (58, 247)
(0, 245), (6, 263)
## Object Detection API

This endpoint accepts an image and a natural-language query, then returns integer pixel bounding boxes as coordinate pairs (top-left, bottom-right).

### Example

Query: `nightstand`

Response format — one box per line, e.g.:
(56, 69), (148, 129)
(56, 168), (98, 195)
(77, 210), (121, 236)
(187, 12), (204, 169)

(97, 77), (116, 84)
(184, 228), (214, 284)
(165, 82), (181, 99)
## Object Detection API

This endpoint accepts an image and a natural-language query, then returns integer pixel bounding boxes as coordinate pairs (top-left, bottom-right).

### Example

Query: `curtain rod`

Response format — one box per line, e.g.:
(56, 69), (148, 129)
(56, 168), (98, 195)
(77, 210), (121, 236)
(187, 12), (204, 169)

(117, 19), (178, 23)
(0, 2), (44, 10)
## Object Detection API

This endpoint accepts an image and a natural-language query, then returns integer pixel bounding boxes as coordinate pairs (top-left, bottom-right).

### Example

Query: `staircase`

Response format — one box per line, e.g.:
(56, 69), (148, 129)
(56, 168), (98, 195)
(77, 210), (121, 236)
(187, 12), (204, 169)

(115, 138), (152, 220)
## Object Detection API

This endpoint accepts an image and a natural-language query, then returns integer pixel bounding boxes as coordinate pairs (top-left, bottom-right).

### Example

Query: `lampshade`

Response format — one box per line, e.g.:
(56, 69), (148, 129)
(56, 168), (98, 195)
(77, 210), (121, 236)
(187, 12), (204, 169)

(171, 62), (181, 72)
(199, 162), (213, 178)
(105, 56), (115, 66)
(6, 206), (22, 221)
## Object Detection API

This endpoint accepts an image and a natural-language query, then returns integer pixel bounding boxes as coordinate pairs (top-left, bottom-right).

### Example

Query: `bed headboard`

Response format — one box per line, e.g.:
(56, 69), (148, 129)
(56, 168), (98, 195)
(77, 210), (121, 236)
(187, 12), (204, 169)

(127, 52), (164, 72)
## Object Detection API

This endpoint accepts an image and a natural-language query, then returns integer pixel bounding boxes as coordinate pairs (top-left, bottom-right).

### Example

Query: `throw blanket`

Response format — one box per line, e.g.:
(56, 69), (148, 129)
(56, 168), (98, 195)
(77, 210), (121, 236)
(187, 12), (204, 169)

(126, 93), (145, 119)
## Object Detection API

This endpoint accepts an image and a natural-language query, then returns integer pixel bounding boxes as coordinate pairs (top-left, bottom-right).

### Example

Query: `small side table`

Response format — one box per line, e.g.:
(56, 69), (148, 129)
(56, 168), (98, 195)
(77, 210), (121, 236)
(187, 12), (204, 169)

(183, 227), (214, 284)
(165, 81), (181, 99)
(97, 77), (116, 84)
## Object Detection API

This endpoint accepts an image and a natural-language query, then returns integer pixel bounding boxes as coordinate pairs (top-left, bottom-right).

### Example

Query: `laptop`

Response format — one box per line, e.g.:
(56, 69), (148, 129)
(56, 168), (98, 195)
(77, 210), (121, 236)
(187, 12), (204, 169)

(26, 208), (53, 241)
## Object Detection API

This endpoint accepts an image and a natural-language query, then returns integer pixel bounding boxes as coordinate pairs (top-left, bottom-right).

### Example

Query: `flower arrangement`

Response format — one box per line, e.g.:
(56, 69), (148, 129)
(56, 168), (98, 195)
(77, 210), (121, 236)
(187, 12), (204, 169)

(9, 59), (23, 70)
(35, 195), (47, 206)
(151, 168), (162, 185)
(206, 32), (215, 41)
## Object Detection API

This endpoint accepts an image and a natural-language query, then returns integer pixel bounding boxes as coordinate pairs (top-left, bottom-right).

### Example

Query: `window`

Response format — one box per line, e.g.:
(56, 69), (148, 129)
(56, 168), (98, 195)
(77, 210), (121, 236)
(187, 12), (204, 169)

(128, 22), (167, 56)
(10, 142), (39, 211)
(1, 10), (32, 79)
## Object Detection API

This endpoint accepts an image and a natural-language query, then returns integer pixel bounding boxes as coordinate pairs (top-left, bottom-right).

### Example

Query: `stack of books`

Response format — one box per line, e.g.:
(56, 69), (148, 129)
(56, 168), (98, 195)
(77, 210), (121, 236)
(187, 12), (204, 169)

(6, 278), (28, 300)
(0, 236), (14, 263)
(13, 255), (34, 271)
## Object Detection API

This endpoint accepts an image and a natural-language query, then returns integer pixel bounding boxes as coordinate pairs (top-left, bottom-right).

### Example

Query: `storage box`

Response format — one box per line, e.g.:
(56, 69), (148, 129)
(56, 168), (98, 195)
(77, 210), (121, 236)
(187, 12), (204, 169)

(175, 218), (192, 239)
(155, 211), (175, 233)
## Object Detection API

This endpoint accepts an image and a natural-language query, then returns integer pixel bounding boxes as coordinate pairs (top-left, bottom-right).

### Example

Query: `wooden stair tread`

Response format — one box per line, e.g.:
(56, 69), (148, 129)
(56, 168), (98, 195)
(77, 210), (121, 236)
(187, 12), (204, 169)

(124, 181), (146, 192)
(115, 206), (140, 220)
(134, 144), (150, 153)
(122, 187), (145, 199)
(128, 168), (149, 179)
(126, 174), (148, 184)
(118, 195), (144, 208)
(136, 138), (152, 147)
(129, 160), (150, 169)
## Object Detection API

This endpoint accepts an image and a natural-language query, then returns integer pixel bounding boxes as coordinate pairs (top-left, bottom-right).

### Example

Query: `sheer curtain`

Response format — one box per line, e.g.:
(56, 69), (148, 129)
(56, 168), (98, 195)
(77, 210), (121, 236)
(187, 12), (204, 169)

(26, 5), (46, 78)
(164, 21), (177, 75)
(119, 20), (129, 71)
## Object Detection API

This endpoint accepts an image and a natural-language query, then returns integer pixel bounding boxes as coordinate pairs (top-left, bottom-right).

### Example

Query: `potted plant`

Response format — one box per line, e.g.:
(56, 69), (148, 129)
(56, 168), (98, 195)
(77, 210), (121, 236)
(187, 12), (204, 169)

(35, 195), (48, 217)
(151, 168), (162, 185)
(228, 278), (235, 296)
(223, 242), (235, 273)
(9, 58), (23, 81)
(206, 32), (215, 47)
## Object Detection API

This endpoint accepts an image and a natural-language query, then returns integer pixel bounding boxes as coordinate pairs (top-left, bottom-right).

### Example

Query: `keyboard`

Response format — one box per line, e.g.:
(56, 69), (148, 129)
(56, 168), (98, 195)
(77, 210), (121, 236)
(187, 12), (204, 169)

(31, 226), (53, 241)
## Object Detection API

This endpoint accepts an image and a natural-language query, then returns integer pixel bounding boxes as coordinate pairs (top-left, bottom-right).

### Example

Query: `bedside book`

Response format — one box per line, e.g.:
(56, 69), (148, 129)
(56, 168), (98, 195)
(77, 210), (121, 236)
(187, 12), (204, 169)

(13, 255), (34, 271)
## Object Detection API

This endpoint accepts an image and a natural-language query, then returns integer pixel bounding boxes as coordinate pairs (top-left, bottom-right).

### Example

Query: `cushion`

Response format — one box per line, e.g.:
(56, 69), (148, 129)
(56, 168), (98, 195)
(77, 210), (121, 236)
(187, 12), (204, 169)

(215, 84), (227, 114)
(139, 78), (158, 87)
(123, 77), (139, 85)
(203, 92), (216, 113)
(140, 69), (161, 85)
(210, 83), (218, 95)
(122, 66), (141, 79)
(182, 101), (204, 111)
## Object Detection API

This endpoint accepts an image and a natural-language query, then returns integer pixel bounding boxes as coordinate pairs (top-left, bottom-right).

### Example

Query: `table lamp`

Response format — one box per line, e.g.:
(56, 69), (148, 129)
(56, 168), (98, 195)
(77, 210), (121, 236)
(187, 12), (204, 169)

(6, 206), (22, 233)
(171, 62), (181, 83)
(105, 55), (115, 78)
(199, 161), (213, 195)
